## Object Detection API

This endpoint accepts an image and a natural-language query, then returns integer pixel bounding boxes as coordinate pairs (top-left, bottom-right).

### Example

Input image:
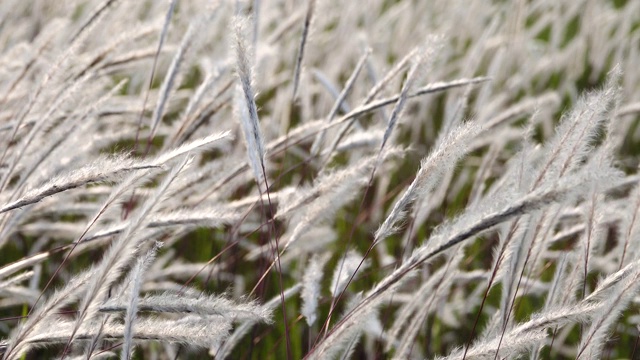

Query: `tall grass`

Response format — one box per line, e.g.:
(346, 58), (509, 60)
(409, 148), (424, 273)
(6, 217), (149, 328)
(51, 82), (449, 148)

(0, 0), (639, 359)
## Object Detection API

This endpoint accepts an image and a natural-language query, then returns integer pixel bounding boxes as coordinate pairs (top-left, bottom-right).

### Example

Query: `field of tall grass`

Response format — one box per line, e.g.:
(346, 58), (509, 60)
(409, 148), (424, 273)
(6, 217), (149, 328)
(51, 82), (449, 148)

(0, 0), (639, 359)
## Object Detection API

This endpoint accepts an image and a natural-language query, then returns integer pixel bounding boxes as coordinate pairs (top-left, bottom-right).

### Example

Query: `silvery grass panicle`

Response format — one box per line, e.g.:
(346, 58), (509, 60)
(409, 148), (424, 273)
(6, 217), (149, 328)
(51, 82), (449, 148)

(0, 0), (639, 359)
